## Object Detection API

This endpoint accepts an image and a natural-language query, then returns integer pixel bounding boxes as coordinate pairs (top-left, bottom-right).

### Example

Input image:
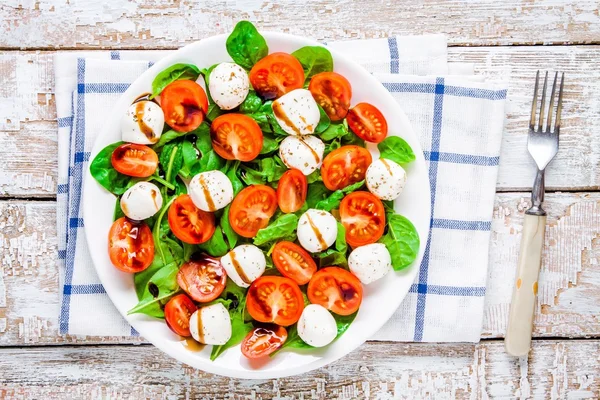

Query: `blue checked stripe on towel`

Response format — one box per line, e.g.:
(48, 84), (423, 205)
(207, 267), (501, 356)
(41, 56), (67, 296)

(56, 40), (507, 341)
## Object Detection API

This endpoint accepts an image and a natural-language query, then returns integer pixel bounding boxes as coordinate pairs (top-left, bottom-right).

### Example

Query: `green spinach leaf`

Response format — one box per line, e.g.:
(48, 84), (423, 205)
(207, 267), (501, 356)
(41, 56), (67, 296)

(305, 181), (329, 208)
(254, 214), (299, 246)
(291, 46), (333, 79)
(260, 133), (281, 155)
(314, 180), (364, 211)
(159, 142), (183, 184)
(319, 120), (349, 141)
(197, 226), (229, 257)
(379, 214), (420, 270)
(128, 261), (180, 317)
(151, 63), (201, 99)
(226, 21), (268, 70)
(315, 105), (330, 133)
(89, 142), (133, 195)
(113, 197), (125, 221)
(221, 205), (239, 248)
(239, 90), (263, 114)
(378, 136), (416, 164)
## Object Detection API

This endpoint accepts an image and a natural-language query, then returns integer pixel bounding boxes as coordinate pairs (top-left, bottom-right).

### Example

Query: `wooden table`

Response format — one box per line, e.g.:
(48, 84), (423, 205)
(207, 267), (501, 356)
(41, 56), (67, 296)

(1, 1), (600, 398)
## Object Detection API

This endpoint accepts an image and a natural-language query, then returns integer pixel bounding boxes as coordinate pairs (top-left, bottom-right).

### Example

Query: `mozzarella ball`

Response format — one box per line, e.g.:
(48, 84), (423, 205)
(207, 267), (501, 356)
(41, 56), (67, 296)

(366, 158), (407, 201)
(189, 303), (232, 345)
(188, 170), (233, 212)
(297, 304), (338, 347)
(297, 209), (337, 253)
(279, 135), (325, 176)
(272, 89), (320, 136)
(121, 100), (164, 145)
(120, 181), (162, 221)
(209, 62), (250, 110)
(221, 245), (266, 288)
(348, 243), (392, 285)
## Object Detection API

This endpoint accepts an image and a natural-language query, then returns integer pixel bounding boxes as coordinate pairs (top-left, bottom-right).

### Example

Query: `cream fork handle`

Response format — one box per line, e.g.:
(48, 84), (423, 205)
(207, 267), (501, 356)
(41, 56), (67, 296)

(505, 214), (546, 357)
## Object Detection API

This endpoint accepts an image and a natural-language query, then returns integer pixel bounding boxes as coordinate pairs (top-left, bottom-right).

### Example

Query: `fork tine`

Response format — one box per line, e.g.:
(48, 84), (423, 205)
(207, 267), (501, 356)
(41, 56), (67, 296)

(545, 72), (558, 132)
(537, 71), (548, 131)
(529, 71), (540, 130)
(555, 73), (565, 133)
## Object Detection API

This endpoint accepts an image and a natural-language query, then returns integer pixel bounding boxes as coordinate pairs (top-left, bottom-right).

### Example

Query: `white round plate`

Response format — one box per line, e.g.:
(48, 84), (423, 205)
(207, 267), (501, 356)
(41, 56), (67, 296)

(84, 32), (431, 379)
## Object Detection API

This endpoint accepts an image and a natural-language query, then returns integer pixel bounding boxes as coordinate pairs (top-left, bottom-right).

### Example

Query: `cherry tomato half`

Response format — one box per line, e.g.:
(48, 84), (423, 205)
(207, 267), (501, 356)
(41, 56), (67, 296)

(321, 145), (372, 191)
(168, 195), (216, 244)
(346, 103), (388, 143)
(108, 217), (154, 273)
(177, 256), (227, 303)
(249, 52), (305, 99)
(308, 267), (363, 316)
(339, 191), (386, 247)
(272, 241), (317, 285)
(161, 80), (209, 132)
(308, 72), (352, 121)
(246, 276), (304, 326)
(277, 169), (307, 214)
(241, 325), (288, 359)
(111, 143), (158, 178)
(210, 113), (263, 162)
(229, 185), (278, 238)
(164, 294), (198, 337)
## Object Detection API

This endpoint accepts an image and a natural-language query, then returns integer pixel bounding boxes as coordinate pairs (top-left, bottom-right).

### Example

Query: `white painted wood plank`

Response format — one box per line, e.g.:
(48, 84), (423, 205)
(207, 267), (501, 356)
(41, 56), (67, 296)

(1, 0), (599, 49)
(0, 340), (598, 399)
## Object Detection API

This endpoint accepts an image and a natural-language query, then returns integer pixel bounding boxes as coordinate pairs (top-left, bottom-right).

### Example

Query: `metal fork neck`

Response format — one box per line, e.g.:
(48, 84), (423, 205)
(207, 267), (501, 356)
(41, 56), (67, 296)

(526, 169), (547, 216)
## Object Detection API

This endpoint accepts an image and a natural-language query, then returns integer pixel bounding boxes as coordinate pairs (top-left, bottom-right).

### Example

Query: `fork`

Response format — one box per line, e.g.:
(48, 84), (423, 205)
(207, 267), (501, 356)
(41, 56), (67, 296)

(505, 71), (564, 357)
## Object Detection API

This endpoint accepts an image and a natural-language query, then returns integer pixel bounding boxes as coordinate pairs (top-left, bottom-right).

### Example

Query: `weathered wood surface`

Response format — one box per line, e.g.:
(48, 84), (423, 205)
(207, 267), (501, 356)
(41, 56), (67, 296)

(1, 193), (599, 346)
(1, 0), (600, 49)
(2, 45), (600, 197)
(0, 340), (599, 399)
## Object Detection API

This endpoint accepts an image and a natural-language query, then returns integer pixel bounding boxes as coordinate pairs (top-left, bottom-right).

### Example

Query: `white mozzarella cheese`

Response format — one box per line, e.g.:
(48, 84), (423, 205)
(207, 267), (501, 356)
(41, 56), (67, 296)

(279, 135), (325, 176)
(297, 304), (337, 347)
(189, 303), (232, 345)
(272, 89), (320, 136)
(365, 158), (407, 201)
(221, 244), (266, 288)
(121, 100), (164, 145)
(209, 62), (250, 110)
(348, 243), (392, 285)
(120, 181), (163, 221)
(188, 170), (234, 212)
(297, 209), (337, 253)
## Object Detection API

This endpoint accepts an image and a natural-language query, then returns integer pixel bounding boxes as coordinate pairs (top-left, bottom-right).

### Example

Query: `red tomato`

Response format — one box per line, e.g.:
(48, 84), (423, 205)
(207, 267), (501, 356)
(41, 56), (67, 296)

(277, 169), (307, 214)
(321, 145), (372, 191)
(229, 185), (278, 238)
(111, 143), (158, 178)
(168, 195), (216, 244)
(339, 192), (386, 247)
(346, 103), (388, 143)
(241, 325), (288, 359)
(308, 72), (352, 121)
(246, 276), (304, 326)
(210, 113), (263, 162)
(161, 80), (209, 132)
(249, 52), (305, 99)
(308, 267), (363, 316)
(108, 217), (154, 273)
(164, 294), (198, 337)
(272, 241), (317, 285)
(177, 256), (227, 303)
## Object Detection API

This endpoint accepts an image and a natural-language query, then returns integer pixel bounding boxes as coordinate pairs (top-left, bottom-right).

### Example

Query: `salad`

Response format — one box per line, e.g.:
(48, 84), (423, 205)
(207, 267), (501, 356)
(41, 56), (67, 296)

(90, 21), (420, 361)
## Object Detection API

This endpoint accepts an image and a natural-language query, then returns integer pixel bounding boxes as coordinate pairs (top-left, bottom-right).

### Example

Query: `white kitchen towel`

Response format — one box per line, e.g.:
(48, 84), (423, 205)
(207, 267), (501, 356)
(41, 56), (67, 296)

(55, 34), (507, 341)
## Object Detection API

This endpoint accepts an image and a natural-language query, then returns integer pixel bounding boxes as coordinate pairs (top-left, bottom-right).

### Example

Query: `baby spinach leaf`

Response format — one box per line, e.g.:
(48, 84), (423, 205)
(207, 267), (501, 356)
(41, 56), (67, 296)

(319, 121), (349, 141)
(335, 222), (347, 253)
(317, 223), (347, 267)
(314, 191), (344, 212)
(225, 160), (244, 196)
(226, 21), (268, 70)
(159, 143), (183, 184)
(249, 101), (288, 136)
(341, 131), (365, 147)
(379, 214), (420, 270)
(278, 325), (313, 351)
(151, 63), (201, 99)
(306, 182), (330, 208)
(153, 122), (210, 152)
(260, 133), (281, 155)
(128, 261), (180, 317)
(291, 46), (333, 79)
(335, 311), (357, 337)
(89, 142), (134, 195)
(205, 103), (225, 121)
(239, 90), (263, 114)
(113, 197), (125, 221)
(254, 214), (299, 246)
(241, 157), (287, 186)
(221, 205), (239, 249)
(197, 226), (229, 257)
(378, 136), (416, 165)
(315, 105), (330, 133)
(306, 170), (322, 184)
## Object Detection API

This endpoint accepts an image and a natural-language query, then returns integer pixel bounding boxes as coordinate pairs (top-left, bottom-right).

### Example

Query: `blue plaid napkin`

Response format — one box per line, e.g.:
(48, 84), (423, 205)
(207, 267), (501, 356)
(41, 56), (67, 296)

(55, 35), (507, 341)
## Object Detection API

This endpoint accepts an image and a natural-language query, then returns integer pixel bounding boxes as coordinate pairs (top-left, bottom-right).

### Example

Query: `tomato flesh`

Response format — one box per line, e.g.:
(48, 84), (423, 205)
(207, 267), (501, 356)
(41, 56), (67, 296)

(210, 113), (263, 162)
(339, 191), (386, 247)
(347, 103), (388, 143)
(164, 294), (198, 337)
(111, 143), (158, 178)
(249, 52), (305, 99)
(321, 145), (372, 191)
(108, 217), (154, 273)
(308, 72), (352, 121)
(161, 80), (209, 132)
(241, 325), (288, 359)
(229, 185), (278, 238)
(168, 195), (216, 244)
(308, 267), (363, 316)
(177, 256), (227, 303)
(272, 241), (317, 285)
(277, 169), (307, 214)
(246, 276), (304, 326)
